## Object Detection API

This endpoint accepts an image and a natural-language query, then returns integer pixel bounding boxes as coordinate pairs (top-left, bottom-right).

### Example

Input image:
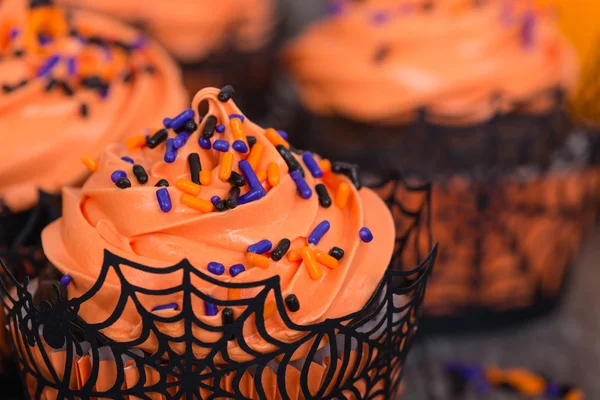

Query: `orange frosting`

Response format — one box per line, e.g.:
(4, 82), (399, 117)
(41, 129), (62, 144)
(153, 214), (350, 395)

(0, 0), (187, 212)
(55, 0), (276, 63)
(42, 88), (395, 360)
(284, 0), (579, 125)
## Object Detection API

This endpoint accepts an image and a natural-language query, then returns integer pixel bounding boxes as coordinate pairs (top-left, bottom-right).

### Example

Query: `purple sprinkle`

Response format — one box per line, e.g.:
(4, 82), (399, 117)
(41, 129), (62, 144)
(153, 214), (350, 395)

(229, 114), (245, 123)
(67, 57), (77, 76)
(210, 196), (220, 205)
(111, 170), (127, 183)
(163, 117), (172, 128)
(9, 28), (19, 40)
(521, 11), (536, 48)
(164, 138), (177, 163)
(247, 240), (272, 254)
(59, 274), (71, 287)
(99, 86), (110, 99)
(545, 383), (561, 397)
(152, 303), (177, 312)
(198, 116), (203, 123)
(204, 297), (218, 316)
(229, 264), (245, 277)
(290, 170), (313, 199)
(199, 136), (212, 150)
(239, 160), (262, 191)
(121, 156), (134, 164)
(301, 152), (323, 178)
(216, 124), (225, 133)
(232, 140), (248, 154)
(213, 140), (229, 152)
(277, 130), (289, 141)
(308, 220), (330, 245)
(207, 262), (225, 275)
(371, 11), (390, 25)
(173, 132), (190, 149)
(37, 54), (60, 77)
(359, 227), (373, 243)
(238, 188), (266, 205)
(131, 35), (147, 49)
(170, 108), (195, 130)
(156, 188), (172, 212)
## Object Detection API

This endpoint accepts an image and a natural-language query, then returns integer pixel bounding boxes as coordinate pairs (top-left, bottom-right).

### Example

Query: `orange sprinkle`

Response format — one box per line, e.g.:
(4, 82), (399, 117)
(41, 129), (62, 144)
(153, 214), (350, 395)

(176, 179), (201, 196)
(267, 163), (280, 186)
(314, 250), (339, 269)
(336, 182), (351, 209)
(287, 249), (302, 262)
(219, 152), (234, 181)
(257, 170), (267, 184)
(263, 300), (277, 320)
(319, 159), (332, 174)
(265, 128), (289, 149)
(200, 170), (212, 186)
(230, 118), (248, 146)
(247, 253), (270, 269)
(180, 194), (214, 213)
(228, 288), (241, 301)
(126, 135), (146, 150)
(247, 143), (264, 170)
(80, 156), (98, 172)
(300, 247), (322, 280)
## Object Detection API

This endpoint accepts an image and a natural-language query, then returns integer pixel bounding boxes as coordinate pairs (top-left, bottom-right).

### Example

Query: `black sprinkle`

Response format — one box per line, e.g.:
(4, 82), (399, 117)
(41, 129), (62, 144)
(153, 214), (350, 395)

(116, 177), (131, 189)
(202, 115), (217, 139)
(122, 70), (134, 83)
(147, 129), (168, 149)
(247, 136), (257, 148)
(228, 171), (246, 187)
(87, 36), (107, 47)
(133, 165), (148, 184)
(276, 144), (305, 177)
(79, 103), (89, 118)
(226, 186), (240, 209)
(329, 247), (344, 261)
(271, 239), (291, 261)
(183, 120), (198, 133)
(2, 84), (13, 94)
(374, 44), (390, 63)
(215, 199), (227, 212)
(315, 184), (332, 208)
(59, 80), (74, 96)
(13, 49), (24, 58)
(218, 85), (235, 102)
(44, 78), (57, 92)
(155, 179), (169, 187)
(285, 294), (300, 312)
(144, 65), (156, 74)
(289, 146), (303, 155)
(68, 28), (78, 37)
(30, 0), (53, 9)
(222, 307), (234, 325)
(331, 161), (362, 190)
(16, 79), (28, 89)
(113, 40), (133, 53)
(81, 75), (105, 89)
(188, 153), (201, 184)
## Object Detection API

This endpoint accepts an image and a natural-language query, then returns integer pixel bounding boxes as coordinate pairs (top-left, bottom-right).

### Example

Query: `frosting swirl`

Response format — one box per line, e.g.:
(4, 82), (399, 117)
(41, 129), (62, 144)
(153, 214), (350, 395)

(42, 87), (395, 359)
(0, 0), (187, 212)
(284, 0), (579, 125)
(55, 0), (276, 63)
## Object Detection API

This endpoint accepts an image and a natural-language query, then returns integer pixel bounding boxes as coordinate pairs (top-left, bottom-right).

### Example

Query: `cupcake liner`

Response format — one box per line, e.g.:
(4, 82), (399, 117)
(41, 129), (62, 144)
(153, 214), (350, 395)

(1, 179), (436, 399)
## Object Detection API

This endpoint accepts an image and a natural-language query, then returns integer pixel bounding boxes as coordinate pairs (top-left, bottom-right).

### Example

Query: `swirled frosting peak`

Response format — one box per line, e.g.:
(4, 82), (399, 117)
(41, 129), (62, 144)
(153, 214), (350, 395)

(42, 87), (395, 358)
(0, 0), (187, 212)
(284, 0), (579, 125)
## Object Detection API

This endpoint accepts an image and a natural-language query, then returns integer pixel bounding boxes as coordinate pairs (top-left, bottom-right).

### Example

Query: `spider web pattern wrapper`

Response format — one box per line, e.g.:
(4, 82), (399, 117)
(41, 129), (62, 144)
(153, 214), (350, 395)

(1, 179), (436, 399)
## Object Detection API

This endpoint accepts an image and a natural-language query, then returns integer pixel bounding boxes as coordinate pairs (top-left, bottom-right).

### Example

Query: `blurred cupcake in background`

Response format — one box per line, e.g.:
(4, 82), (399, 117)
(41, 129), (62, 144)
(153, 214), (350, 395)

(282, 0), (599, 330)
(56, 0), (280, 119)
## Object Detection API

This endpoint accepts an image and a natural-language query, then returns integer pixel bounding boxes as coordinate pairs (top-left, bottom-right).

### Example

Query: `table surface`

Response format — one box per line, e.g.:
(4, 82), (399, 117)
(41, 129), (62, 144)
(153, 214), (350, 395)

(402, 226), (600, 399)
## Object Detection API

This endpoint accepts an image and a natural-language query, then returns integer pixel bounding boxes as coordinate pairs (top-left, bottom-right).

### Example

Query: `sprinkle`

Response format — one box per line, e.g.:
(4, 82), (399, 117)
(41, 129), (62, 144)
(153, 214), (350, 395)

(277, 145), (305, 177)
(169, 108), (194, 131)
(156, 188), (172, 212)
(207, 262), (225, 275)
(147, 129), (168, 149)
(183, 120), (198, 133)
(59, 274), (72, 287)
(199, 136), (211, 150)
(200, 170), (212, 185)
(173, 132), (190, 149)
(247, 240), (272, 254)
(116, 177), (131, 189)
(265, 128), (289, 149)
(229, 114), (245, 122)
(126, 135), (147, 150)
(300, 247), (322, 280)
(287, 249), (302, 262)
(219, 152), (234, 181)
(81, 75), (105, 89)
(314, 250), (339, 269)
(218, 85), (235, 102)
(78, 102), (89, 118)
(215, 199), (228, 212)
(44, 78), (57, 92)
(226, 186), (240, 209)
(228, 171), (246, 187)
(285, 294), (300, 312)
(176, 179), (201, 196)
(164, 138), (177, 163)
(277, 130), (289, 141)
(238, 189), (266, 205)
(152, 303), (177, 312)
(247, 143), (264, 170)
(216, 124), (225, 133)
(247, 253), (270, 269)
(247, 136), (257, 148)
(336, 183), (351, 209)
(66, 57), (77, 76)
(213, 140), (229, 152)
(239, 160), (264, 192)
(359, 227), (374, 243)
(163, 117), (172, 128)
(319, 160), (331, 174)
(133, 165), (148, 184)
(315, 184), (332, 208)
(308, 220), (330, 245)
(37, 54), (60, 77)
(211, 196), (220, 205)
(155, 179), (169, 187)
(331, 161), (362, 189)
(203, 115), (217, 139)
(271, 239), (291, 261)
(188, 153), (201, 184)
(204, 297), (218, 317)
(230, 118), (248, 146)
(371, 11), (390, 25)
(329, 247), (344, 260)
(59, 81), (74, 96)
(267, 163), (280, 186)
(121, 156), (134, 164)
(229, 264), (245, 277)
(181, 194), (214, 212)
(521, 11), (536, 48)
(111, 170), (127, 183)
(81, 156), (98, 172)
(232, 140), (248, 153)
(222, 307), (235, 325)
(302, 152), (323, 178)
(290, 171), (312, 199)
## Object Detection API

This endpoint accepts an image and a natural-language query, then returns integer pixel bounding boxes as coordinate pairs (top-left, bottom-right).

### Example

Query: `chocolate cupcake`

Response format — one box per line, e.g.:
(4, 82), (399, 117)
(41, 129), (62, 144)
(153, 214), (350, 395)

(1, 87), (436, 399)
(281, 0), (598, 330)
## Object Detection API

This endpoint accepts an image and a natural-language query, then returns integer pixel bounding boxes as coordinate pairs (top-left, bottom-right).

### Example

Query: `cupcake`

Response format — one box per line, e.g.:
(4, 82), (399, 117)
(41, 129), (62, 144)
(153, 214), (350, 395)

(282, 0), (599, 329)
(1, 87), (436, 399)
(55, 0), (280, 119)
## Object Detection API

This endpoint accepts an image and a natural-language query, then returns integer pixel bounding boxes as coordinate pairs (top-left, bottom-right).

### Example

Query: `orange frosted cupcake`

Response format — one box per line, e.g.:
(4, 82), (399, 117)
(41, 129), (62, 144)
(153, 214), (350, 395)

(1, 87), (436, 399)
(282, 0), (599, 330)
